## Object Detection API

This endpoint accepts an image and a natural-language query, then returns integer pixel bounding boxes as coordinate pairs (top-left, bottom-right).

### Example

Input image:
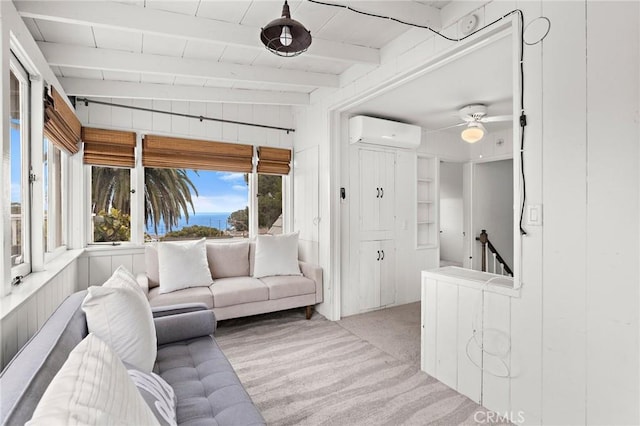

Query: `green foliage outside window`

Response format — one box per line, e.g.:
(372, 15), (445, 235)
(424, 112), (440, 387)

(93, 208), (131, 242)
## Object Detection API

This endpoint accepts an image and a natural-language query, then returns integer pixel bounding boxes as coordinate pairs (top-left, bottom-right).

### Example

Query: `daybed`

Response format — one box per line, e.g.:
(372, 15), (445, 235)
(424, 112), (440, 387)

(139, 238), (323, 320)
(0, 291), (265, 425)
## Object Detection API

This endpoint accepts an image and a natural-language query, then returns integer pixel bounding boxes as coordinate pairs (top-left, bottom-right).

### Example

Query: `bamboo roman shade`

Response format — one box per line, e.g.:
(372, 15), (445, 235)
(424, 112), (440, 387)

(43, 87), (82, 154)
(257, 146), (291, 175)
(142, 135), (253, 173)
(82, 127), (136, 168)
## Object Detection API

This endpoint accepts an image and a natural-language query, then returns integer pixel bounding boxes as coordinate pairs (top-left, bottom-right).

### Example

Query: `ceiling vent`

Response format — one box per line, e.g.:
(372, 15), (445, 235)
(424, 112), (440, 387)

(349, 116), (421, 149)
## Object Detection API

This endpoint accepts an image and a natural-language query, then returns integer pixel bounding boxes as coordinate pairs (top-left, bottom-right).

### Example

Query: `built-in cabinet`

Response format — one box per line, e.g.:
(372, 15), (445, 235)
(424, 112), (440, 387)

(346, 147), (397, 315)
(416, 154), (438, 248)
(421, 267), (518, 414)
(359, 149), (395, 234)
(359, 239), (395, 310)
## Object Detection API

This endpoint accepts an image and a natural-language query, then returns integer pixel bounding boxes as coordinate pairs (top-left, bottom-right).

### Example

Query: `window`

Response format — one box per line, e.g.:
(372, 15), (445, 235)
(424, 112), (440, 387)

(91, 166), (132, 243)
(145, 169), (249, 241)
(43, 138), (66, 254)
(9, 58), (31, 279)
(257, 174), (283, 235)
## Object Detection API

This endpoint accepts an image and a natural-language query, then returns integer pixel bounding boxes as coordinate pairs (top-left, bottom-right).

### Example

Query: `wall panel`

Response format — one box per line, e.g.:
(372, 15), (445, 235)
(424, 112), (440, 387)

(0, 259), (79, 370)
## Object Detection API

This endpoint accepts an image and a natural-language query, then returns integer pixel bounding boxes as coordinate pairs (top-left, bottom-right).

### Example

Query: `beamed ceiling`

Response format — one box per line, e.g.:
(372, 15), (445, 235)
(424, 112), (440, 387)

(16, 0), (453, 107)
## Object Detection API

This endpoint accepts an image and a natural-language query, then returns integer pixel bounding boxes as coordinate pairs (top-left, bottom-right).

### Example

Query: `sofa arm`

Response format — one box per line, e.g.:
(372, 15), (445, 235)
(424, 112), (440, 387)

(299, 261), (323, 303)
(154, 310), (216, 346)
(135, 273), (149, 297)
(152, 303), (209, 318)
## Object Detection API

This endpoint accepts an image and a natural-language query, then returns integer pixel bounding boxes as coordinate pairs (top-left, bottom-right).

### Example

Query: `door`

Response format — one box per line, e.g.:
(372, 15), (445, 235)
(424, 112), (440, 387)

(359, 239), (395, 311)
(379, 239), (395, 306)
(359, 149), (395, 233)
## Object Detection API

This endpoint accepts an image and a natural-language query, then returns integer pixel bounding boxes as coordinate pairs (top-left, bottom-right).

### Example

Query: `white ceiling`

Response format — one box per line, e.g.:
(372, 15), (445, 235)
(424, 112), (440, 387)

(347, 33), (513, 131)
(17, 0), (512, 132)
(16, 0), (451, 106)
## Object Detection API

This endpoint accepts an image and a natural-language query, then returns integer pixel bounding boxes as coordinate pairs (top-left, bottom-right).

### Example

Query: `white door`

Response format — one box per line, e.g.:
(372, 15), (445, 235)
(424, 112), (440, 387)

(379, 240), (395, 306)
(359, 149), (395, 232)
(294, 146), (319, 263)
(359, 240), (381, 310)
(377, 151), (396, 231)
(359, 149), (380, 232)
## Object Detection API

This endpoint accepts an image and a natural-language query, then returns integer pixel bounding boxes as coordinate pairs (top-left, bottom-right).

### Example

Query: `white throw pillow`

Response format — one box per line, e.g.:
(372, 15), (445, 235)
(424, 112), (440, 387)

(27, 334), (160, 426)
(82, 267), (157, 372)
(253, 232), (302, 278)
(157, 238), (213, 294)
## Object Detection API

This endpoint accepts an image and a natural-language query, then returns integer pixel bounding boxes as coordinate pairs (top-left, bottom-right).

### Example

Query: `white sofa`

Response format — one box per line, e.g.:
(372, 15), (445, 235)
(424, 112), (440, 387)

(137, 240), (323, 320)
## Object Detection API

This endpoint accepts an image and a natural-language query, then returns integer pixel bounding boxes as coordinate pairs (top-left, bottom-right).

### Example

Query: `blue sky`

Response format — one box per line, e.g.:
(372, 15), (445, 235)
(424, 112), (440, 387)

(11, 127), (22, 203)
(185, 170), (248, 214)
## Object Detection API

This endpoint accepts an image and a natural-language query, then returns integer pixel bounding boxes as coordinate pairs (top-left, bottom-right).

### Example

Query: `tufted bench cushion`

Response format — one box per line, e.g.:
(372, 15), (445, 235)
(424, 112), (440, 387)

(155, 336), (264, 426)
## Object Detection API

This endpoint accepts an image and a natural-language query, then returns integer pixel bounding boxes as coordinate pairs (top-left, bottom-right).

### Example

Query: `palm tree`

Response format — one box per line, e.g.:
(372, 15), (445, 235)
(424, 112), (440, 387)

(91, 167), (198, 236)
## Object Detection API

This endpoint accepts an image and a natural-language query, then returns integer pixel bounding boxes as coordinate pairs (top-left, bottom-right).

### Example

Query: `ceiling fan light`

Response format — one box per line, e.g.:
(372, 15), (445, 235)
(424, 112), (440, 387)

(461, 122), (486, 143)
(260, 1), (312, 57)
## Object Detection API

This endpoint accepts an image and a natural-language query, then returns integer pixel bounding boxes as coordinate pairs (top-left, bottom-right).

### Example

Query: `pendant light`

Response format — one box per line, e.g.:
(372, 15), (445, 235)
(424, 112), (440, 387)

(260, 1), (312, 57)
(460, 121), (486, 143)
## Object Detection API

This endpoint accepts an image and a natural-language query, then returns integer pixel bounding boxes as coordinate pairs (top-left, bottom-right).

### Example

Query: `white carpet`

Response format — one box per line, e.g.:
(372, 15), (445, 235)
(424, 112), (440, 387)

(215, 305), (508, 426)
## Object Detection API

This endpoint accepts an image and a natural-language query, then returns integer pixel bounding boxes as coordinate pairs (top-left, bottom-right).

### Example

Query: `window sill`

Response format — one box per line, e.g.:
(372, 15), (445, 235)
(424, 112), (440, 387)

(1, 249), (84, 321)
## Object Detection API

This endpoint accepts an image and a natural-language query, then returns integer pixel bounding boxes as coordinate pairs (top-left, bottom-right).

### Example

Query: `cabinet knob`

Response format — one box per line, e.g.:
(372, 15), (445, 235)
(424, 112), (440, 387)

(377, 250), (380, 261)
(380, 187), (384, 198)
(376, 187), (380, 198)
(381, 250), (385, 260)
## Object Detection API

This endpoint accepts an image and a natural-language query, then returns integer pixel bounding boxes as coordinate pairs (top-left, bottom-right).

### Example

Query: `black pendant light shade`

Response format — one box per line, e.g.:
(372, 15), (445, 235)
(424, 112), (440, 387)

(260, 1), (312, 57)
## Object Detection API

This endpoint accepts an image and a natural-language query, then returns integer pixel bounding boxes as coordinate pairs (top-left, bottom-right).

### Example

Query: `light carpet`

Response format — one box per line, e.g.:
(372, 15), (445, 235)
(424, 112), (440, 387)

(215, 306), (506, 426)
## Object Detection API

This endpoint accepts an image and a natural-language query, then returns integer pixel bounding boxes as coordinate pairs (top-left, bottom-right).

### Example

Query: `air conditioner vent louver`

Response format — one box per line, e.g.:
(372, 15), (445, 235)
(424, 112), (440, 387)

(349, 115), (421, 149)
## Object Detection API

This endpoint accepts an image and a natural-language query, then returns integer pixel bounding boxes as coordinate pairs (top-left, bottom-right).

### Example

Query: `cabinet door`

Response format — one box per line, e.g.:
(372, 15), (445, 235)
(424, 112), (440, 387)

(359, 240), (381, 310)
(377, 152), (395, 231)
(379, 240), (395, 306)
(359, 149), (380, 232)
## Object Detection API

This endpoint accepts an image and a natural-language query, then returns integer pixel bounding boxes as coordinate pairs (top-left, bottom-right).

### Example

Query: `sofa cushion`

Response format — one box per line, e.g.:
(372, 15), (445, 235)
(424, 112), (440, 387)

(158, 238), (213, 294)
(82, 268), (157, 372)
(206, 241), (250, 279)
(155, 336), (265, 425)
(210, 277), (268, 308)
(149, 286), (214, 309)
(260, 275), (316, 300)
(27, 334), (159, 426)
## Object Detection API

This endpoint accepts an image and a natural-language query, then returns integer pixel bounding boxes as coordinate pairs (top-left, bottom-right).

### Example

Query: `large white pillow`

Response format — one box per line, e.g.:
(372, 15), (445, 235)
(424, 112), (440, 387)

(157, 238), (213, 294)
(253, 232), (302, 278)
(27, 334), (160, 426)
(82, 266), (157, 372)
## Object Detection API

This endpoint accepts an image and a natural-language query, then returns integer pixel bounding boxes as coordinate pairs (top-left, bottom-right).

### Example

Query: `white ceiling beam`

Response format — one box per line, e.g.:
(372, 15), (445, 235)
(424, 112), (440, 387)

(16, 0), (380, 65)
(39, 42), (338, 88)
(60, 77), (309, 106)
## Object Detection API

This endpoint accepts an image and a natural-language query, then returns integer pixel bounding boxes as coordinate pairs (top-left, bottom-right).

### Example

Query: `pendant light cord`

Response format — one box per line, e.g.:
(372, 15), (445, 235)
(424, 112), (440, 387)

(308, 0), (530, 235)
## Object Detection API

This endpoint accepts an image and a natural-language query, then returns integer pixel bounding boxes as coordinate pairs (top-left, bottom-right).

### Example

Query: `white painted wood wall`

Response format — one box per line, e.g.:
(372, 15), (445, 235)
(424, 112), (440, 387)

(0, 259), (78, 370)
(296, 1), (640, 424)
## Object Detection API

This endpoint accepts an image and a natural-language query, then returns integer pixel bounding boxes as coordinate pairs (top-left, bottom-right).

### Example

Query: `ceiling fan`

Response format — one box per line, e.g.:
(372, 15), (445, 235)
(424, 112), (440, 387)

(433, 104), (513, 143)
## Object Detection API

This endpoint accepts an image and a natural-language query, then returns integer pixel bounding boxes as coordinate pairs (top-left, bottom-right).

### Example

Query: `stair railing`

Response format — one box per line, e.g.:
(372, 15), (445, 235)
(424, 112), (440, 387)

(475, 229), (513, 276)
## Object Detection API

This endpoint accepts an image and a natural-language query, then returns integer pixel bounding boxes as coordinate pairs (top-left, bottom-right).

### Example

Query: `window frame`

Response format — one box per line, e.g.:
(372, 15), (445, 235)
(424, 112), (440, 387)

(84, 141), (291, 245)
(9, 54), (32, 281)
(43, 137), (68, 262)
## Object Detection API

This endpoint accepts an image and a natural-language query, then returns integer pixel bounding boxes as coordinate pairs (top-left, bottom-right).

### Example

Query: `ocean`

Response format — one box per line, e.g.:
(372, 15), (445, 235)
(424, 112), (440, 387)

(146, 212), (231, 236)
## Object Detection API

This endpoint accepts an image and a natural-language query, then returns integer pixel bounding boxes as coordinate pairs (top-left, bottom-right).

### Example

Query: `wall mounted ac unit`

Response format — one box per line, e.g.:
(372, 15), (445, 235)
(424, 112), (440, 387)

(349, 115), (421, 149)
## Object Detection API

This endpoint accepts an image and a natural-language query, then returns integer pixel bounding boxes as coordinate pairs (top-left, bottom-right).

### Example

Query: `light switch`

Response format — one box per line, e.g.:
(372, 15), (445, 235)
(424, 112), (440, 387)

(527, 204), (543, 226)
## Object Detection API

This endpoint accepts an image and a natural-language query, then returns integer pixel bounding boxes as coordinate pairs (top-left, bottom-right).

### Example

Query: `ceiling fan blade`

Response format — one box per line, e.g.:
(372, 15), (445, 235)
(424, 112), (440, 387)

(425, 122), (467, 133)
(482, 115), (513, 123)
